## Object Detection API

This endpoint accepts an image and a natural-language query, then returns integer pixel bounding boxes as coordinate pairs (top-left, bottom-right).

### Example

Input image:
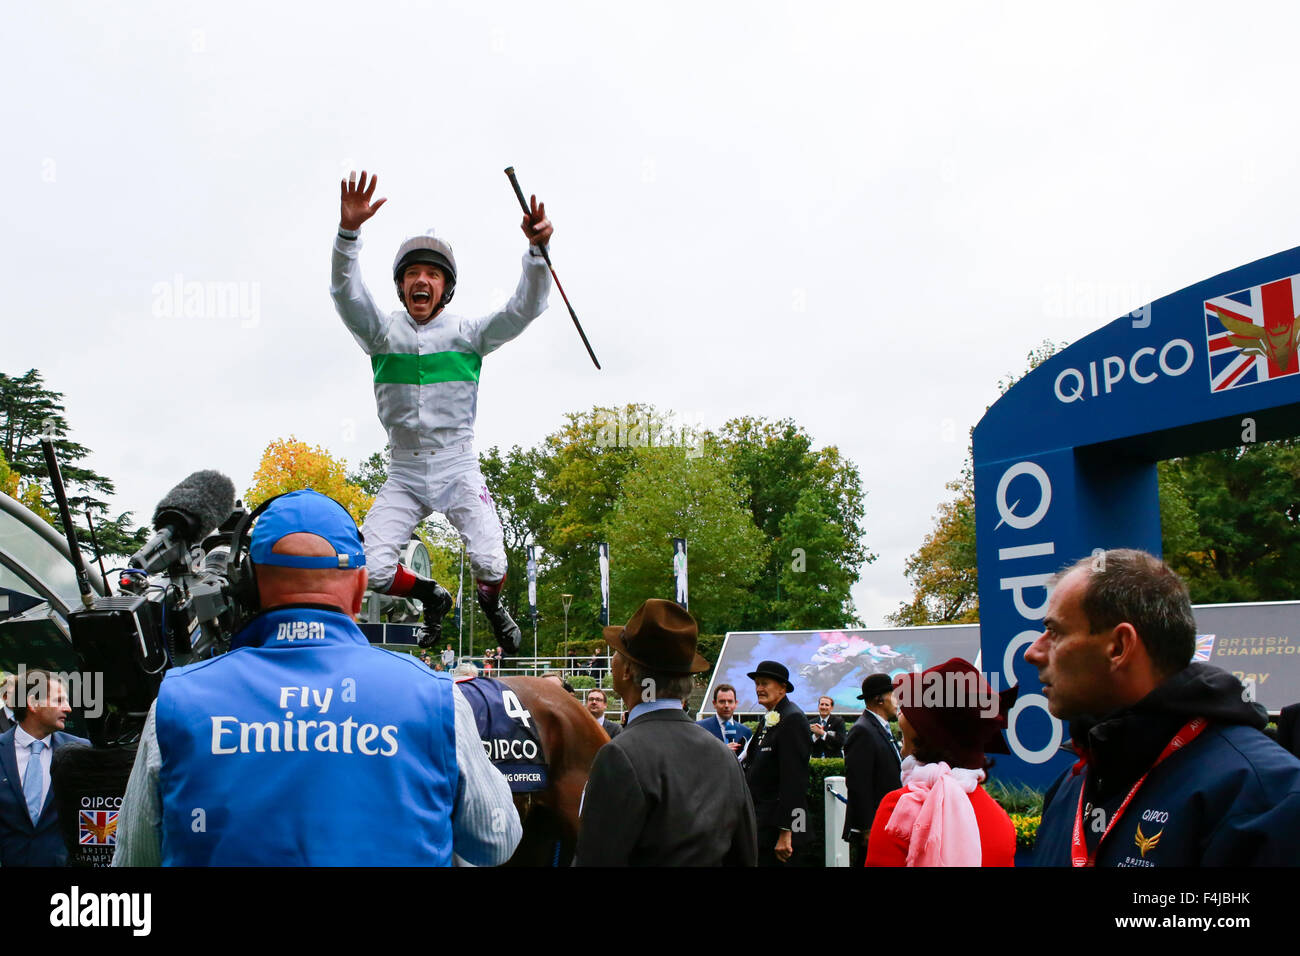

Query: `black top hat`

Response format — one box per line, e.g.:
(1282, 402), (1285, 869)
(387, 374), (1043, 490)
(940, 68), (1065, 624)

(857, 673), (894, 701)
(746, 660), (794, 693)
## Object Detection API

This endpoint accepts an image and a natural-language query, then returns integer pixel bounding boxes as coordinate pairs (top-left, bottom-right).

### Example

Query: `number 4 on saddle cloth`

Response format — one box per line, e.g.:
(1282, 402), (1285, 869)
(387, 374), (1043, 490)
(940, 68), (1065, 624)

(456, 676), (549, 792)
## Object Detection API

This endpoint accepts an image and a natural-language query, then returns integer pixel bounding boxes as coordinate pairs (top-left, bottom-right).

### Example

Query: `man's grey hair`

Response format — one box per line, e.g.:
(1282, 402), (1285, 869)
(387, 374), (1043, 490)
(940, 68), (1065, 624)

(453, 662), (480, 679)
(624, 657), (695, 703)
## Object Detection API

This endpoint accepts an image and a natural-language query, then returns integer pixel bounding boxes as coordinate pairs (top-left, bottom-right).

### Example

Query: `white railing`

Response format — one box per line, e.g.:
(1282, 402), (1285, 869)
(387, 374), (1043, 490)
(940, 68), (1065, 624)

(438, 655), (611, 678)
(434, 655), (625, 719)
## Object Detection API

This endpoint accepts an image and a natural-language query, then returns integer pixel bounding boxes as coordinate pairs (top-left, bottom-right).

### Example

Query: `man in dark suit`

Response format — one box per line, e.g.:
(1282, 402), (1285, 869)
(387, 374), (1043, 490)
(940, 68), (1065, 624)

(742, 660), (810, 866)
(1278, 702), (1300, 760)
(0, 669), (90, 866)
(584, 688), (621, 739)
(576, 600), (756, 866)
(696, 683), (751, 758)
(810, 695), (847, 758)
(841, 673), (902, 868)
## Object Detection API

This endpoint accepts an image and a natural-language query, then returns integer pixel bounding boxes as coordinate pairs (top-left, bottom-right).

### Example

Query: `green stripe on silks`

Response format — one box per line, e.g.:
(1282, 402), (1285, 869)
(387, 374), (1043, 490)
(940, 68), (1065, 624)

(371, 351), (483, 385)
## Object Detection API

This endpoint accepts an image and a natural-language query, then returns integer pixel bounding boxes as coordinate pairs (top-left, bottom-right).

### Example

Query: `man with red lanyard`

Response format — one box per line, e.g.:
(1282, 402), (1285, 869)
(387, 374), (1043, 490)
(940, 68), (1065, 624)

(1028, 549), (1300, 866)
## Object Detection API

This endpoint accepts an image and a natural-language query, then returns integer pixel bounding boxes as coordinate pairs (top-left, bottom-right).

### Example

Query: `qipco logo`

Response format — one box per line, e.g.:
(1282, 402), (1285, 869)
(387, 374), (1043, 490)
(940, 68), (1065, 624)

(1053, 339), (1194, 404)
(993, 460), (1062, 765)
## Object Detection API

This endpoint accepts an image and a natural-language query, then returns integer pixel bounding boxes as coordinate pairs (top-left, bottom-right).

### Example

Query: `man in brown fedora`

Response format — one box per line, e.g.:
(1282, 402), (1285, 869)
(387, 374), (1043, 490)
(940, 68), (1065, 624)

(575, 599), (756, 866)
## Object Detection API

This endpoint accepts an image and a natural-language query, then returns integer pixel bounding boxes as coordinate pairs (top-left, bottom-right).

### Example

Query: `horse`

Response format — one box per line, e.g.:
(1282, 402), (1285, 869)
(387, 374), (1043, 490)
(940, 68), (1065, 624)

(493, 676), (609, 866)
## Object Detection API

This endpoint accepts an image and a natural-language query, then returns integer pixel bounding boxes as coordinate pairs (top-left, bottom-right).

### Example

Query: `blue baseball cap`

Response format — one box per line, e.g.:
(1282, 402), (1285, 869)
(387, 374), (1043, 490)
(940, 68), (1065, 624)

(250, 490), (366, 570)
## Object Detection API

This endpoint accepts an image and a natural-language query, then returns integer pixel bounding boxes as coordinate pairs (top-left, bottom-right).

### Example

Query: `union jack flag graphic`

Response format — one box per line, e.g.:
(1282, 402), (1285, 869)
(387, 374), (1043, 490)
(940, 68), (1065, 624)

(1204, 275), (1300, 392)
(1193, 633), (1216, 663)
(79, 810), (118, 845)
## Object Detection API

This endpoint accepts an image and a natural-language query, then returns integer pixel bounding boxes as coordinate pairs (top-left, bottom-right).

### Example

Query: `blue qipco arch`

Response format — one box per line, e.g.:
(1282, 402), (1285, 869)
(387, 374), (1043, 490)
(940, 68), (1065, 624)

(974, 245), (1300, 787)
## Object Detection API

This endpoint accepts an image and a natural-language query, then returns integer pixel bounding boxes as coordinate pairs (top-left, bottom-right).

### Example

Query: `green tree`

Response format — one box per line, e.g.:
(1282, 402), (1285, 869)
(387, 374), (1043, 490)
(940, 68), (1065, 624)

(479, 443), (553, 629)
(86, 511), (150, 560)
(346, 449), (389, 497)
(712, 417), (870, 629)
(1160, 440), (1300, 603)
(540, 405), (649, 549)
(602, 447), (768, 635)
(0, 368), (147, 558)
(346, 410), (648, 651)
(1, 369), (114, 508)
(359, 404), (872, 650)
(528, 404), (666, 651)
(1157, 460), (1201, 563)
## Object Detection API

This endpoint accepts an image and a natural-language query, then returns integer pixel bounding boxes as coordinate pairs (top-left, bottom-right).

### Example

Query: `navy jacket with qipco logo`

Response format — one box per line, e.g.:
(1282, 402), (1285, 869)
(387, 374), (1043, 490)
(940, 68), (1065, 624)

(1034, 664), (1300, 867)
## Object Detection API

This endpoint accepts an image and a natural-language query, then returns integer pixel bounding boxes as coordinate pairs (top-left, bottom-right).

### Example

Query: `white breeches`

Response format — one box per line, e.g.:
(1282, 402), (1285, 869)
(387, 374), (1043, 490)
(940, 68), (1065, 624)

(361, 446), (507, 590)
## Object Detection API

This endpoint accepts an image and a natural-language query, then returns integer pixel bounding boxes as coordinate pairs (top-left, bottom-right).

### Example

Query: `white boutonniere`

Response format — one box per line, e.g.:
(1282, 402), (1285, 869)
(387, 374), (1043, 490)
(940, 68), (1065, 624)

(764, 710), (780, 728)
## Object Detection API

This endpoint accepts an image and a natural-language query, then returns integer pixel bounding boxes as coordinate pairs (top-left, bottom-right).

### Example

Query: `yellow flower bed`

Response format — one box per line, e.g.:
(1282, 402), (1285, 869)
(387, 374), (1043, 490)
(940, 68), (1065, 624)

(1009, 813), (1041, 849)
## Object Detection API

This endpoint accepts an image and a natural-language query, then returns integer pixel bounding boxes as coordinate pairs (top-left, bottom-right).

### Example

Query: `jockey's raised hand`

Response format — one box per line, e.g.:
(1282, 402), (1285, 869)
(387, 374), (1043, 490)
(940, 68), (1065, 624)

(340, 170), (387, 231)
(521, 194), (553, 248)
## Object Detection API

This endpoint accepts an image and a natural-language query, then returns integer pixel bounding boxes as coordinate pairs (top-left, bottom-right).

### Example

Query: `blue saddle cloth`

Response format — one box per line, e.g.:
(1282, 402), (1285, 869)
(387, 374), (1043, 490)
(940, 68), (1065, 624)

(457, 676), (548, 792)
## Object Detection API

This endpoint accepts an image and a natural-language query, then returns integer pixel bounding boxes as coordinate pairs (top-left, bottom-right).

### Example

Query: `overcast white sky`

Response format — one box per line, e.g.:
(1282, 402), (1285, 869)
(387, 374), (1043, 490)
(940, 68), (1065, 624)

(4, 1), (1299, 626)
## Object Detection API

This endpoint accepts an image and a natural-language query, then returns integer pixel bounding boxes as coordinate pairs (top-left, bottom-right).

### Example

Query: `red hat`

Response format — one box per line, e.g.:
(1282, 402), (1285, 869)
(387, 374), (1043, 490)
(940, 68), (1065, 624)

(893, 658), (1018, 769)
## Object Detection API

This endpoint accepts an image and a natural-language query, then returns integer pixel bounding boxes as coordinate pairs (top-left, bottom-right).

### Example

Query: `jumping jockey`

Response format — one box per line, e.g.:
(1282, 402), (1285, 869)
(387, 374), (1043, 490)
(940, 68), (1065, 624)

(330, 170), (552, 653)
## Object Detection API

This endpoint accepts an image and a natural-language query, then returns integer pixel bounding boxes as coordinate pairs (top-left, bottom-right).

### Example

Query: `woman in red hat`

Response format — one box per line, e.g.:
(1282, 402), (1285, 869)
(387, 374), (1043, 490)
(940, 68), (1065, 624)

(865, 658), (1017, 867)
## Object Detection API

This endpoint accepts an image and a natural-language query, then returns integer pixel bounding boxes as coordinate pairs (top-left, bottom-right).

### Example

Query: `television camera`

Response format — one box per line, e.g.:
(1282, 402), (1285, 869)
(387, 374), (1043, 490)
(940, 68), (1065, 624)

(63, 467), (251, 746)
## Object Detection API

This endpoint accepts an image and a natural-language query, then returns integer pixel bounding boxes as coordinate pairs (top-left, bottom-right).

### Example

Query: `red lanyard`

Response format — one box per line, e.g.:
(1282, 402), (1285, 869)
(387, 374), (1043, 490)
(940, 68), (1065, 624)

(1070, 717), (1207, 867)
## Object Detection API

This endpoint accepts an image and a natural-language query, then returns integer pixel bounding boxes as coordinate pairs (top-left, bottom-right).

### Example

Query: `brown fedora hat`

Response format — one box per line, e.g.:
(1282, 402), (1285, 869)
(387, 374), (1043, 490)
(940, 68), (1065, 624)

(603, 599), (710, 674)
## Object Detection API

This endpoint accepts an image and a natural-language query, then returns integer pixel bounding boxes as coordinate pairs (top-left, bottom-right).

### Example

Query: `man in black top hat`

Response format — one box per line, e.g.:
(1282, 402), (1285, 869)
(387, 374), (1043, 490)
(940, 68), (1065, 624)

(742, 660), (810, 866)
(841, 673), (902, 868)
(575, 600), (756, 866)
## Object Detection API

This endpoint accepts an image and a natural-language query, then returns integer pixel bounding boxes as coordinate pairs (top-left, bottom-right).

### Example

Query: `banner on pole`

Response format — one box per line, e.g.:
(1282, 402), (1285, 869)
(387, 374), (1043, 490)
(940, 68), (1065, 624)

(526, 545), (538, 625)
(456, 545), (465, 658)
(598, 542), (610, 626)
(673, 538), (688, 610)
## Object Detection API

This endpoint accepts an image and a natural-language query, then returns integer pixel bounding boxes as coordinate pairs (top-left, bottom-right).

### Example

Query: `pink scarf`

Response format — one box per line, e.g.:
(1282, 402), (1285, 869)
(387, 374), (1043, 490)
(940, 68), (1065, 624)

(884, 756), (984, 867)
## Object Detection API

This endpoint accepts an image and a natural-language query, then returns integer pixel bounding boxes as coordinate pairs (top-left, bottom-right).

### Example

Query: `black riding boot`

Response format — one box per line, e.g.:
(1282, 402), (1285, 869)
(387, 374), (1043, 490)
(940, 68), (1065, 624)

(476, 587), (522, 655)
(409, 576), (454, 649)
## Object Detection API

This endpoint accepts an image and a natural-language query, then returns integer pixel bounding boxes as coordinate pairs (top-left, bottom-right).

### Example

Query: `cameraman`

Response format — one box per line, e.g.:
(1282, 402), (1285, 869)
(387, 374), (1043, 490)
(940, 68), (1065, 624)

(112, 490), (521, 866)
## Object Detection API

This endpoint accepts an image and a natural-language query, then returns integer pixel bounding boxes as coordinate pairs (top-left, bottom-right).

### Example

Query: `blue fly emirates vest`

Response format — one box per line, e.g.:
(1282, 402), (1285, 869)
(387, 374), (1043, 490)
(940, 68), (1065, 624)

(155, 606), (457, 865)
